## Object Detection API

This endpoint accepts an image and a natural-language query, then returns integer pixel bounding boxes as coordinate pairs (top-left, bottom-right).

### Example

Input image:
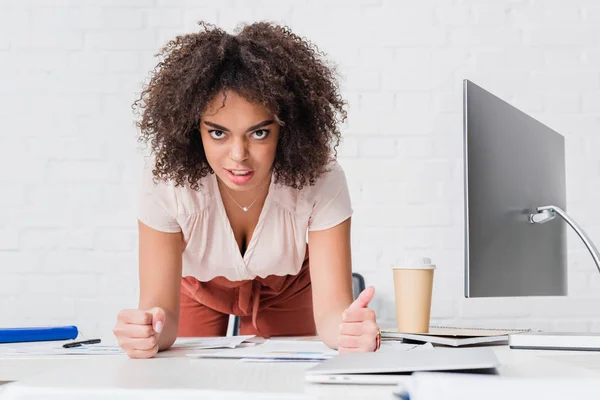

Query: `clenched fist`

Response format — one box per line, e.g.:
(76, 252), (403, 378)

(113, 307), (165, 359)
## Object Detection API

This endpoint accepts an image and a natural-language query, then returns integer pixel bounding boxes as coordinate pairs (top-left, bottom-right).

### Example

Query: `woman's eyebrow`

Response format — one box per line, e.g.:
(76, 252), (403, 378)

(203, 119), (274, 132)
(203, 121), (230, 131)
(246, 119), (274, 131)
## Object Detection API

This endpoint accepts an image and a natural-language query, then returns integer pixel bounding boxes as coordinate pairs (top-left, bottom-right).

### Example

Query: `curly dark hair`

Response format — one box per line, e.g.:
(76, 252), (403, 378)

(133, 21), (347, 191)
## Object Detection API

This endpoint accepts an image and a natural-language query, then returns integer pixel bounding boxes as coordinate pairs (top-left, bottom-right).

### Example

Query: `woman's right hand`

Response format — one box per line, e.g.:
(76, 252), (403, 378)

(113, 307), (165, 359)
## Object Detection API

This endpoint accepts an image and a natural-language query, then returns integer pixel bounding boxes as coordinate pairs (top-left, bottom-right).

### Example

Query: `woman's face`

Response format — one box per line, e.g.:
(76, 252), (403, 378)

(200, 90), (280, 193)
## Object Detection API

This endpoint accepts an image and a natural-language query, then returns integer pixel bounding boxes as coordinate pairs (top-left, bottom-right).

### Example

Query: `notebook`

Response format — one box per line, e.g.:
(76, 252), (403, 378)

(382, 326), (531, 347)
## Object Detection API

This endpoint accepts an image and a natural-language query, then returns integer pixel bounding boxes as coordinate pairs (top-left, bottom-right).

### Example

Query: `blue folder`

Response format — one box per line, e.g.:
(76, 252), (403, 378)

(0, 326), (79, 343)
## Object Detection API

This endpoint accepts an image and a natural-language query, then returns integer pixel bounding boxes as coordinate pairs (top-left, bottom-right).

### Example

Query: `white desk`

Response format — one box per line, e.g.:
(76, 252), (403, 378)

(2, 341), (600, 399)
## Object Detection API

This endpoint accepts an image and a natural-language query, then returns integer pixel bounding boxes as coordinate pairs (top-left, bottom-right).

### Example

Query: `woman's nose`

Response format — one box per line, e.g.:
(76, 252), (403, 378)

(229, 137), (249, 162)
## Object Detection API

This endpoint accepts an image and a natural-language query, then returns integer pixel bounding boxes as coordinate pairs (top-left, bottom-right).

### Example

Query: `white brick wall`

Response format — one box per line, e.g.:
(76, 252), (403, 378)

(1, 0), (599, 338)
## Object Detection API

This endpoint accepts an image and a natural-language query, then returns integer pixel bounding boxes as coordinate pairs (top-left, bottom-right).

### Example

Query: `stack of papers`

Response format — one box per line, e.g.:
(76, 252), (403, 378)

(0, 342), (124, 357)
(382, 326), (530, 347)
(0, 335), (256, 357)
(190, 339), (434, 363)
(190, 339), (338, 362)
(171, 335), (255, 350)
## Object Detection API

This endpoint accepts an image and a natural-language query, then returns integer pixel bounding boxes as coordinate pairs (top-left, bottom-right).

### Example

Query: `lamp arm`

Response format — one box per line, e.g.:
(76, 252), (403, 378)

(530, 205), (600, 274)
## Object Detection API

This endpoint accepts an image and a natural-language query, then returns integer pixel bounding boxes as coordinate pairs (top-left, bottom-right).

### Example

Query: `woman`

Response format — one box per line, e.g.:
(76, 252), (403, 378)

(113, 21), (380, 359)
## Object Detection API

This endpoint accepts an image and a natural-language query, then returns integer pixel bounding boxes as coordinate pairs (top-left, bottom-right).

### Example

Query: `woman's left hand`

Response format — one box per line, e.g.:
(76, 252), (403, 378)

(338, 286), (380, 353)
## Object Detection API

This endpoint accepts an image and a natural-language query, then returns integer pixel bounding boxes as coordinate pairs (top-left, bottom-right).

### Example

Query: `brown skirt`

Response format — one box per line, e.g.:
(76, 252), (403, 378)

(178, 258), (316, 338)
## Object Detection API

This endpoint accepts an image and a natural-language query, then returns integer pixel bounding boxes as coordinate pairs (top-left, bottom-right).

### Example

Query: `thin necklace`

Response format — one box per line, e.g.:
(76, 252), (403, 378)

(222, 181), (269, 212)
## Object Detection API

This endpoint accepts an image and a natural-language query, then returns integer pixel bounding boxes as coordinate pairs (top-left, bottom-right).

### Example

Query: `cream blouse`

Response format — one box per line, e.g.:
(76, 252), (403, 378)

(137, 160), (353, 282)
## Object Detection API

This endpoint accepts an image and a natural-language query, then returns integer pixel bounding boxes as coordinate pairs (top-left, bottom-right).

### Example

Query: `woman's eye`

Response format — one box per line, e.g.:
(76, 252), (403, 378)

(209, 130), (225, 140)
(252, 129), (269, 139)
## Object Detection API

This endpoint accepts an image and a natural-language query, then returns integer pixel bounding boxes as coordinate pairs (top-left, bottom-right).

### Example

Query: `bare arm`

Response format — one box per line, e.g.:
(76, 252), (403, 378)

(307, 218), (354, 349)
(138, 220), (183, 351)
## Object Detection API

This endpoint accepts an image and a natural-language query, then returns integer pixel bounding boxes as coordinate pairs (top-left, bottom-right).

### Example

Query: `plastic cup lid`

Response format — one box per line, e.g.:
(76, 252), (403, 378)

(392, 257), (436, 269)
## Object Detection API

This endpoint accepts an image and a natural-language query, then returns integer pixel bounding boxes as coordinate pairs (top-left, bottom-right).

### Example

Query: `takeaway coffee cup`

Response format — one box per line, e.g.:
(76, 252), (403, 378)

(392, 257), (436, 333)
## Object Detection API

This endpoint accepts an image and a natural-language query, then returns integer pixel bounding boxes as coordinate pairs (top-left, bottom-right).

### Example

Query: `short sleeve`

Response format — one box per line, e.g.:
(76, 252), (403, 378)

(307, 161), (353, 231)
(137, 163), (181, 233)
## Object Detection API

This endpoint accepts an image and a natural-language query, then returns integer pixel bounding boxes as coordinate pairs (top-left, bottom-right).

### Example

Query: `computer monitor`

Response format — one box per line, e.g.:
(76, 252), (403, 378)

(463, 79), (567, 298)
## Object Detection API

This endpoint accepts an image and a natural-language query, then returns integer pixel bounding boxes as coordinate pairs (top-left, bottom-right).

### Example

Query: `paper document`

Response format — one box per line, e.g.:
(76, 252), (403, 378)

(0, 335), (256, 357)
(172, 335), (255, 350)
(190, 339), (433, 362)
(0, 342), (124, 357)
(190, 339), (338, 361)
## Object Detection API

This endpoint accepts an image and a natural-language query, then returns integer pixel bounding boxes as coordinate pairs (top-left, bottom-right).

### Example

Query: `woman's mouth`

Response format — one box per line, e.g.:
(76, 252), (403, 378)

(225, 169), (255, 185)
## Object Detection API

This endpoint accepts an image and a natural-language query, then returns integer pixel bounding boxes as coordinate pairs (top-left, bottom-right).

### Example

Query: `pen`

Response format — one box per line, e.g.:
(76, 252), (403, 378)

(62, 338), (101, 348)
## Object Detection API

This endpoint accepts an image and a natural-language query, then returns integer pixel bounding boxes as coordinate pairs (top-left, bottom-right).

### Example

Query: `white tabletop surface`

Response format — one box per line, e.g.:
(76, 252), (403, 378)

(2, 339), (600, 399)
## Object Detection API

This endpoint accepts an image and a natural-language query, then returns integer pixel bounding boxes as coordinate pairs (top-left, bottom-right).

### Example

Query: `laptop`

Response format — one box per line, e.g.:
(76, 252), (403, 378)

(305, 347), (499, 385)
